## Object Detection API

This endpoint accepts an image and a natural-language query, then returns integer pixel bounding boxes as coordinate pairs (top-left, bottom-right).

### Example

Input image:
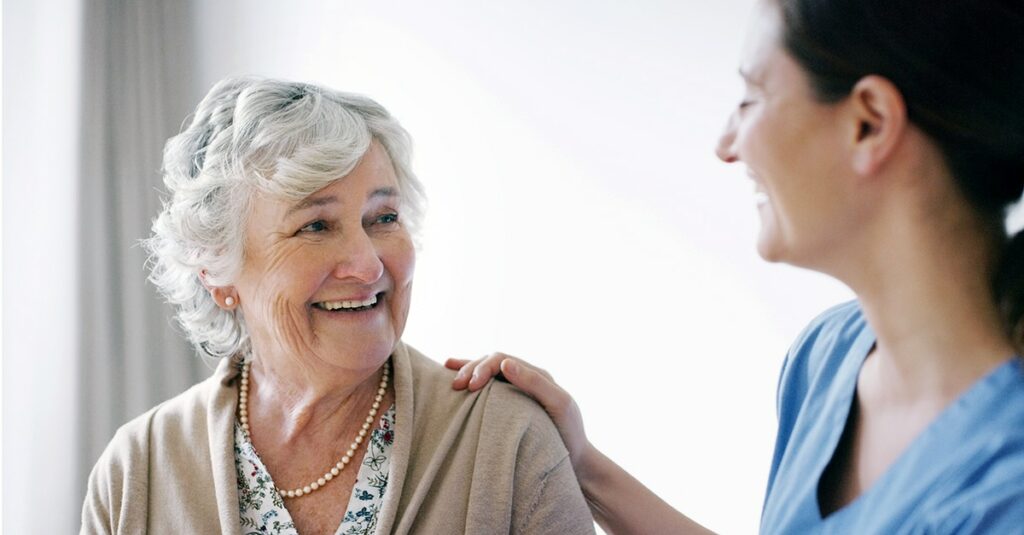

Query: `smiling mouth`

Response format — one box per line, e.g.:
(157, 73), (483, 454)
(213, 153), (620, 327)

(313, 292), (384, 312)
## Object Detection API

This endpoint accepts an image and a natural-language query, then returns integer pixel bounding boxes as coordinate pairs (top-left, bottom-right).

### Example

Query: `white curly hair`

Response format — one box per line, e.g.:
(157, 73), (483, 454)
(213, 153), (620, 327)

(144, 76), (426, 358)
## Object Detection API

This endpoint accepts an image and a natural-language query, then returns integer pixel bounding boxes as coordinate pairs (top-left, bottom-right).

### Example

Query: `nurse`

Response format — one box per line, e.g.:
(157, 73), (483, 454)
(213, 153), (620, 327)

(448, 0), (1024, 532)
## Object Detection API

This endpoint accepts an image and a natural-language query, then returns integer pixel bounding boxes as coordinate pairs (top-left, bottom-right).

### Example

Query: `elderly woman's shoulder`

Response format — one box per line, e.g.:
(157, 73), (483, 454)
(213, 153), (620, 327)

(87, 366), (228, 478)
(83, 368), (229, 531)
(397, 345), (591, 534)
(402, 345), (566, 444)
(121, 367), (227, 439)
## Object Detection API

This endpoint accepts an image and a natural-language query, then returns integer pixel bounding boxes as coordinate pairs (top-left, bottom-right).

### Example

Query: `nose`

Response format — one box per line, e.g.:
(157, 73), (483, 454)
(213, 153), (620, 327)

(332, 230), (384, 283)
(716, 111), (740, 163)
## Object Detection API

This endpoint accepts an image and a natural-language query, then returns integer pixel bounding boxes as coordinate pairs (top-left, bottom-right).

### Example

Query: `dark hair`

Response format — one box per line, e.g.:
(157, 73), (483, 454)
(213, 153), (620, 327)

(776, 0), (1024, 348)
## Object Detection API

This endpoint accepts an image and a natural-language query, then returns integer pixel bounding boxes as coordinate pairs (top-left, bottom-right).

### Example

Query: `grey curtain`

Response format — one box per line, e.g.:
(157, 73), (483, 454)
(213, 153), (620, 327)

(76, 0), (210, 512)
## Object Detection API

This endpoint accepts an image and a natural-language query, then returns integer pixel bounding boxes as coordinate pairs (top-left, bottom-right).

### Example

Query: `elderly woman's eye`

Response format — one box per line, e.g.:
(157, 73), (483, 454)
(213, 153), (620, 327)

(299, 220), (328, 233)
(376, 213), (399, 225)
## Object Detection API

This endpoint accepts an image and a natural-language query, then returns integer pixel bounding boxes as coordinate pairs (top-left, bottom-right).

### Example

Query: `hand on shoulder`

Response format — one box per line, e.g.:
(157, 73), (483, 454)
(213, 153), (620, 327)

(445, 353), (594, 478)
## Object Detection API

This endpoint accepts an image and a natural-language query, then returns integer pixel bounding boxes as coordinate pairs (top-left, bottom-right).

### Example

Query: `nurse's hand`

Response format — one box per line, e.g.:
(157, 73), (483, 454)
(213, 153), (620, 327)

(445, 353), (593, 475)
(448, 353), (714, 534)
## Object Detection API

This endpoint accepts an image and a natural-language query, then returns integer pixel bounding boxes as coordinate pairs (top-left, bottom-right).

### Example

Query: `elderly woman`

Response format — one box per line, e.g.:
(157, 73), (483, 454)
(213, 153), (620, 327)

(81, 77), (594, 535)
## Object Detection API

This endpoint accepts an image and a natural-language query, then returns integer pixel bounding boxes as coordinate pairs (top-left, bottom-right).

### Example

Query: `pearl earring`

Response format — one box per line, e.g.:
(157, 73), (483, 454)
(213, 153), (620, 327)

(225, 296), (236, 307)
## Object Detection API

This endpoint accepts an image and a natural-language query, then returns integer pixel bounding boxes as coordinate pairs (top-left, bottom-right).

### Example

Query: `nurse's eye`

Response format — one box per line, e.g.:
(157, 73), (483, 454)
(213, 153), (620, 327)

(299, 220), (328, 233)
(738, 99), (755, 110)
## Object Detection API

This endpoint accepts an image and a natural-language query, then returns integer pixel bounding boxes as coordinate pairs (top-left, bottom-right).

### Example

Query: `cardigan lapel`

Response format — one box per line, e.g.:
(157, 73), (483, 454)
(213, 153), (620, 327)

(207, 356), (244, 535)
(373, 343), (416, 534)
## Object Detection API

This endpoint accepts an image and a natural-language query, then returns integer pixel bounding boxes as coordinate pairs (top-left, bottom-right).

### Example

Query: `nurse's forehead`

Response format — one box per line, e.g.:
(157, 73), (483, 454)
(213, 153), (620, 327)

(738, 1), (784, 83)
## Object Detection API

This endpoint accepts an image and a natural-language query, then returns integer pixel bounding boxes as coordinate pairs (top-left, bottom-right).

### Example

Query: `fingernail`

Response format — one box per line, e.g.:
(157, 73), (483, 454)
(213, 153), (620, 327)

(503, 360), (517, 375)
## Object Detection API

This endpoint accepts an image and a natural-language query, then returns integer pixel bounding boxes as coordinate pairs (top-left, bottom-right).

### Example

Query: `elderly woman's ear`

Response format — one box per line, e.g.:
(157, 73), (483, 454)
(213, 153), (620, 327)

(199, 269), (239, 310)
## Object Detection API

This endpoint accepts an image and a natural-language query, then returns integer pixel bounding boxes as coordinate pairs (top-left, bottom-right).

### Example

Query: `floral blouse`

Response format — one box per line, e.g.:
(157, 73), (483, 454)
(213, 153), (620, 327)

(234, 404), (397, 535)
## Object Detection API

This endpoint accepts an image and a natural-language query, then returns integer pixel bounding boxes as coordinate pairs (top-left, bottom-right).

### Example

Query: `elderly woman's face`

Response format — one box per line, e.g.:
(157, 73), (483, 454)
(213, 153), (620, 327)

(233, 141), (414, 371)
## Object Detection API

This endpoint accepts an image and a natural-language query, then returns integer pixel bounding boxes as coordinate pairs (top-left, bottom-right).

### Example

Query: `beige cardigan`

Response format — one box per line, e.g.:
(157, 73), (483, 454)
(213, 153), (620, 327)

(81, 343), (595, 534)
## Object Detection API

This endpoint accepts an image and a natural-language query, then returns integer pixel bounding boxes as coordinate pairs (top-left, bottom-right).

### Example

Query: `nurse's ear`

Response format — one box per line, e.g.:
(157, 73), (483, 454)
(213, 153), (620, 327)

(846, 75), (907, 177)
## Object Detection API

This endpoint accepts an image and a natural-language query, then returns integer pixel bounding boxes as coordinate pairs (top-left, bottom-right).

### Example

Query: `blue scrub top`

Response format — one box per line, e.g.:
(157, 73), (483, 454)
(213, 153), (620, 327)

(761, 301), (1024, 534)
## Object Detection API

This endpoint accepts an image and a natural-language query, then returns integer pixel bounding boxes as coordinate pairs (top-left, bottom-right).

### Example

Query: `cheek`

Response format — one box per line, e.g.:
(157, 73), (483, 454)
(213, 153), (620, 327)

(383, 235), (416, 289)
(740, 109), (792, 170)
(253, 247), (327, 302)
(382, 237), (415, 321)
(735, 121), (772, 185)
(269, 292), (311, 350)
(238, 246), (326, 334)
(740, 111), (815, 196)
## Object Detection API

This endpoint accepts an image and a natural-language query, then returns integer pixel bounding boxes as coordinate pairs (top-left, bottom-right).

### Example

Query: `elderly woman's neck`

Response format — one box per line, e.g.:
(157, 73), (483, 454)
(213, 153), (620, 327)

(245, 355), (388, 443)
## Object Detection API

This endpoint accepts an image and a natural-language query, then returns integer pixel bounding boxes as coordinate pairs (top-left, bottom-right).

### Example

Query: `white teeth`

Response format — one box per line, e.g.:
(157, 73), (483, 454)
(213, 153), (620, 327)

(752, 183), (768, 205)
(318, 295), (378, 311)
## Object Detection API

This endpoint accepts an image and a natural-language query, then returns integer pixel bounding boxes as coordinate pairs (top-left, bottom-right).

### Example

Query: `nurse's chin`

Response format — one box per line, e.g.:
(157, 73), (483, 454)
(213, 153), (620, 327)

(755, 223), (788, 264)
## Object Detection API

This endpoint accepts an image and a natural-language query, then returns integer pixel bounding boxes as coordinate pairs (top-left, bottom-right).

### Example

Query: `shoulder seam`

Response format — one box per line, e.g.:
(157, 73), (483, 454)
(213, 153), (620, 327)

(517, 454), (570, 532)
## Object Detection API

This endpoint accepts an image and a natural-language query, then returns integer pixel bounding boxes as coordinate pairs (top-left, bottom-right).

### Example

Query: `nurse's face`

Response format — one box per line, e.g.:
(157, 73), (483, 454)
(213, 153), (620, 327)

(716, 1), (859, 269)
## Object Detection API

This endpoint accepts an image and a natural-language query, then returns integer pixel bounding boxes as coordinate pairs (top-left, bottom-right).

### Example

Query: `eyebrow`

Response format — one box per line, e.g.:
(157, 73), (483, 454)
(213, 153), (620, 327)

(285, 187), (400, 217)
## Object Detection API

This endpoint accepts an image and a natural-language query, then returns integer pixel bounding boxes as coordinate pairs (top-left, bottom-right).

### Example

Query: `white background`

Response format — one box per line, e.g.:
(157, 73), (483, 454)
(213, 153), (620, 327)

(3, 1), (877, 532)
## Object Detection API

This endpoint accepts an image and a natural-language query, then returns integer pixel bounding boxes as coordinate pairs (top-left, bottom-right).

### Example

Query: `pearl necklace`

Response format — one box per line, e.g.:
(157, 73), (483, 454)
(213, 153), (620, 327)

(237, 359), (390, 499)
